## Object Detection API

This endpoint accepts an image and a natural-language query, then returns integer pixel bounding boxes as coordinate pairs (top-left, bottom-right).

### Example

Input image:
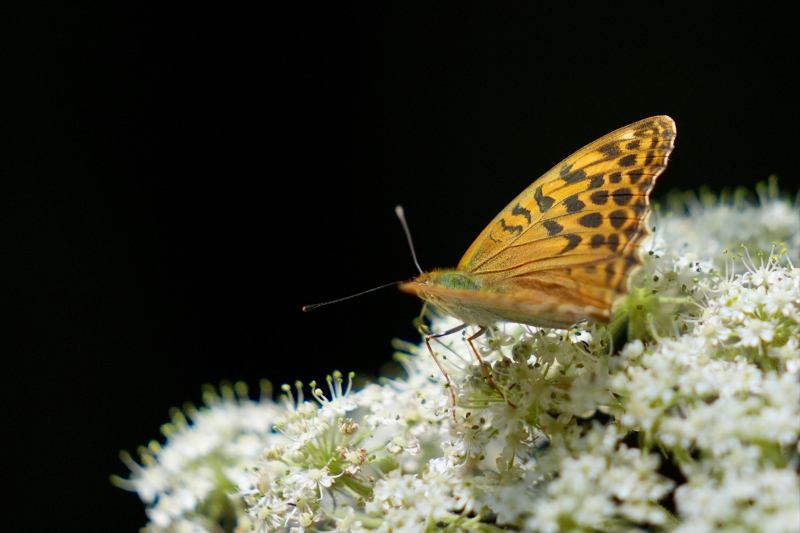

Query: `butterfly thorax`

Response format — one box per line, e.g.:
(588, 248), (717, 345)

(419, 270), (484, 291)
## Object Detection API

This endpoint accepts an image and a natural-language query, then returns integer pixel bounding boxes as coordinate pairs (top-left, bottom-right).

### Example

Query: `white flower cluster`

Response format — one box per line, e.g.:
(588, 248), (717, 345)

(112, 382), (286, 532)
(658, 176), (800, 269)
(117, 184), (799, 532)
(611, 253), (800, 533)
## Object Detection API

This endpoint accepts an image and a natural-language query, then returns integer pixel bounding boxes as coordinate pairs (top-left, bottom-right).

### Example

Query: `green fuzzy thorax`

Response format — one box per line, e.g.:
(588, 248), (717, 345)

(425, 270), (485, 291)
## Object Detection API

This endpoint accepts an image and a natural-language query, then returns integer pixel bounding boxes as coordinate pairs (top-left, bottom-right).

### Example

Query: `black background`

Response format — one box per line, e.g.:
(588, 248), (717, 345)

(5, 4), (799, 530)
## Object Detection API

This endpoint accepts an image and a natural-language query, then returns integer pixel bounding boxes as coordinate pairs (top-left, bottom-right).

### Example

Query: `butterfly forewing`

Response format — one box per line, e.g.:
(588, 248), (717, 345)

(459, 116), (675, 277)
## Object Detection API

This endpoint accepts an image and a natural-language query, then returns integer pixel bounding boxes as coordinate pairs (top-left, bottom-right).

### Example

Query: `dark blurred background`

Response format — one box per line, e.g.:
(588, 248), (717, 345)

(4, 4), (799, 530)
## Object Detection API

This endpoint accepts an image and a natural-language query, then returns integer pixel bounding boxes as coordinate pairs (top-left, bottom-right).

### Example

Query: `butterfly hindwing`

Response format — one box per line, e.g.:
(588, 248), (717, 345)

(410, 283), (611, 329)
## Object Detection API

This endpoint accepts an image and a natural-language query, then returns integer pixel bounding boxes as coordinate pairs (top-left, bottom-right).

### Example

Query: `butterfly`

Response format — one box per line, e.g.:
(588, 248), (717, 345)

(397, 116), (676, 409)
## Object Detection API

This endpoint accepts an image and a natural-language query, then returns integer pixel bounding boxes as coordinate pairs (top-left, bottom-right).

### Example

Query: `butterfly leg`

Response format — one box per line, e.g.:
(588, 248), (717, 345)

(425, 323), (468, 420)
(414, 301), (431, 335)
(466, 328), (516, 409)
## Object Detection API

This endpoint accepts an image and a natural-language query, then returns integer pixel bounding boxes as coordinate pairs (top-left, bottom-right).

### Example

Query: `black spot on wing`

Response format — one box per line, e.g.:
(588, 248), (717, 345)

(644, 150), (655, 166)
(598, 142), (622, 158)
(562, 168), (587, 184)
(607, 233), (620, 252)
(623, 253), (640, 268)
(609, 172), (622, 184)
(628, 169), (645, 184)
(610, 210), (628, 229)
(649, 136), (659, 149)
(604, 262), (616, 283)
(534, 186), (555, 213)
(559, 234), (582, 254)
(618, 154), (637, 167)
(587, 174), (604, 190)
(623, 224), (639, 240)
(631, 199), (647, 216)
(564, 195), (586, 214)
(512, 203), (532, 224)
(500, 218), (523, 235)
(590, 234), (605, 248)
(589, 190), (609, 205)
(559, 164), (574, 177)
(579, 213), (603, 228)
(637, 177), (653, 193)
(626, 140), (641, 150)
(543, 220), (564, 236)
(611, 188), (632, 205)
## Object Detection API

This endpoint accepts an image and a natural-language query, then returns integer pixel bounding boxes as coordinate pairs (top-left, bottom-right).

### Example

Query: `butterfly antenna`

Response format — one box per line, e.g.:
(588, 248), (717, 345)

(395, 205), (423, 274)
(303, 281), (403, 312)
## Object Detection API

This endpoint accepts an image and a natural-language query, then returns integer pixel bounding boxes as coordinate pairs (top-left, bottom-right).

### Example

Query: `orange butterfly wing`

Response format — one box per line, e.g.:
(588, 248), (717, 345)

(402, 116), (676, 329)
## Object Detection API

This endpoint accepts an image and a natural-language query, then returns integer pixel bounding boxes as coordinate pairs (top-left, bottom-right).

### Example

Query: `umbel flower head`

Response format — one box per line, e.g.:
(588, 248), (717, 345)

(115, 180), (799, 533)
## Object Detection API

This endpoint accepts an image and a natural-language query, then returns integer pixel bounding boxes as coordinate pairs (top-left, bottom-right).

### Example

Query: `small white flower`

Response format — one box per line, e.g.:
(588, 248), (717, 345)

(620, 339), (644, 360)
(568, 325), (593, 345)
(295, 466), (336, 492)
(284, 486), (319, 514)
(696, 314), (732, 345)
(337, 417), (359, 435)
(385, 435), (421, 455)
(478, 328), (515, 356)
(339, 445), (366, 466)
(736, 316), (775, 346)
(312, 371), (358, 415)
(330, 506), (366, 533)
(256, 496), (291, 529)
